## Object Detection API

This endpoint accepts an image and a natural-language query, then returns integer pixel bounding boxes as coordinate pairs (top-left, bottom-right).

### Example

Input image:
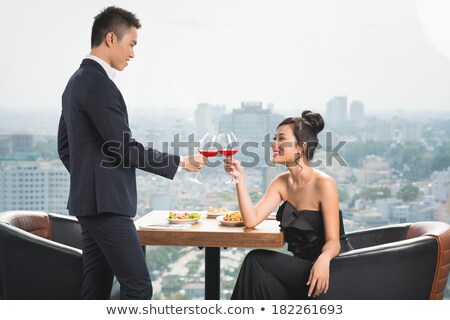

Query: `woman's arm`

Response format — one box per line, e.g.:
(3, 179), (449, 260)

(307, 176), (341, 297)
(224, 158), (283, 228)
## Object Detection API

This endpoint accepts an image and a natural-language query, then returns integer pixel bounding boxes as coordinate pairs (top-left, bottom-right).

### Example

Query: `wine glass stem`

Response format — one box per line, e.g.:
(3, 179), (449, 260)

(228, 155), (235, 181)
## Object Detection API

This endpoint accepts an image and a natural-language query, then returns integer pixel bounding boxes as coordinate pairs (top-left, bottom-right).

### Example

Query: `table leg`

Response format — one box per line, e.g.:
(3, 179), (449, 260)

(205, 247), (220, 300)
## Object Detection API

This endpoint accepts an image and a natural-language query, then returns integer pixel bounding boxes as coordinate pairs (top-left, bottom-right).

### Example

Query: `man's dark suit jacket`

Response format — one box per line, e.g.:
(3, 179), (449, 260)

(58, 59), (180, 217)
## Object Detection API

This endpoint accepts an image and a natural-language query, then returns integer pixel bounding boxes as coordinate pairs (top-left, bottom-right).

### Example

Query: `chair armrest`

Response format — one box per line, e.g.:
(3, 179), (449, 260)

(0, 224), (83, 299)
(48, 213), (82, 250)
(316, 236), (438, 300)
(346, 223), (410, 249)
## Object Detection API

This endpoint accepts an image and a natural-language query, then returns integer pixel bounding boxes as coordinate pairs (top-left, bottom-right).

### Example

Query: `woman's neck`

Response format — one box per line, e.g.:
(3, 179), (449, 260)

(286, 162), (314, 186)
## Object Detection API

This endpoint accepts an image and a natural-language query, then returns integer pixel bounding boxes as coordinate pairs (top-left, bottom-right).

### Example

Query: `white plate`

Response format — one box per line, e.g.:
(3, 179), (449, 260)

(167, 217), (200, 224)
(216, 215), (244, 227)
(140, 223), (192, 230)
(206, 209), (229, 218)
(207, 213), (226, 218)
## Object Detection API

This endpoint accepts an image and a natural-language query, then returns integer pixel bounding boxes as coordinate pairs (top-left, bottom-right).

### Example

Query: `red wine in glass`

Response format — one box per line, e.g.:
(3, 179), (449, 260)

(218, 149), (238, 157)
(200, 150), (219, 157)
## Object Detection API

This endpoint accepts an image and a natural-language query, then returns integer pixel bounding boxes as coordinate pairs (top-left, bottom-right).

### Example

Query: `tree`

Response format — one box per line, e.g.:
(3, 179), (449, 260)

(161, 275), (184, 298)
(404, 155), (433, 181)
(146, 247), (189, 273)
(348, 175), (357, 184)
(340, 141), (391, 168)
(360, 187), (390, 201)
(431, 155), (450, 172)
(397, 184), (421, 202)
(33, 137), (59, 160)
(338, 187), (350, 203)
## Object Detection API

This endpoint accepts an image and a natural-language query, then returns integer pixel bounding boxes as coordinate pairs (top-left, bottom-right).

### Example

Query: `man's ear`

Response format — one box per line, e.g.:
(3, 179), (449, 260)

(105, 32), (115, 47)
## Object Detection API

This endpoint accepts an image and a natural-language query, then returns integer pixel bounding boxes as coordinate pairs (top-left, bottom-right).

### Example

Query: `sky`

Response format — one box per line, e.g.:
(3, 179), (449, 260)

(0, 0), (450, 115)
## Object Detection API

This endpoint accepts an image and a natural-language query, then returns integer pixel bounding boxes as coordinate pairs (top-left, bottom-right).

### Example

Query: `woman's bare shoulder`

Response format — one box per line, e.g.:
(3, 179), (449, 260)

(313, 170), (336, 190)
(273, 171), (289, 184)
(268, 171), (289, 193)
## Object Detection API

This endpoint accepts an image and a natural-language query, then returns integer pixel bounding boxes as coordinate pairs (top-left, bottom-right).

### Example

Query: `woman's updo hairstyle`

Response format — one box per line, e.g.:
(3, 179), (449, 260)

(277, 110), (324, 162)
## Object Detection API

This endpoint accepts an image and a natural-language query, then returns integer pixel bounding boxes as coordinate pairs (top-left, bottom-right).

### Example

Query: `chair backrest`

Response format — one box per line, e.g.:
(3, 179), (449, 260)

(340, 221), (450, 299)
(0, 211), (52, 240)
(0, 210), (84, 299)
(406, 221), (450, 300)
(346, 224), (410, 250)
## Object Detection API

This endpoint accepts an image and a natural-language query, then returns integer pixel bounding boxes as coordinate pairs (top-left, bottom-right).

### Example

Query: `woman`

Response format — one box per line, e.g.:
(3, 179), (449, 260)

(225, 110), (353, 299)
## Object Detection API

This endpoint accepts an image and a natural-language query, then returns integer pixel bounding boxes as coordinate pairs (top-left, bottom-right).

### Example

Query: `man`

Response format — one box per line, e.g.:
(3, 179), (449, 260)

(58, 6), (206, 300)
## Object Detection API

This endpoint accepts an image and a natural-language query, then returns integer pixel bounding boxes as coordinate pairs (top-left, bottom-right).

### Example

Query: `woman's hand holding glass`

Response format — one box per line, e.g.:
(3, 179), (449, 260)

(218, 132), (240, 184)
(223, 158), (244, 182)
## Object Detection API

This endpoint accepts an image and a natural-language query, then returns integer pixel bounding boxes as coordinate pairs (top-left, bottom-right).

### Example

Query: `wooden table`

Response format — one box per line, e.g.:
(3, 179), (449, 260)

(135, 210), (284, 299)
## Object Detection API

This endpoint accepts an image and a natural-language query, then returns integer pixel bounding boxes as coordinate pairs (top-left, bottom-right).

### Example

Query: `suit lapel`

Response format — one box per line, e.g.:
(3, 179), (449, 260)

(80, 58), (129, 124)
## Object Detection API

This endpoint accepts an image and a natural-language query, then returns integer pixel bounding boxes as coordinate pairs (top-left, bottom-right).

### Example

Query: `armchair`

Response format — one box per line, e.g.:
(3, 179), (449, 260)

(319, 221), (450, 300)
(0, 210), (83, 299)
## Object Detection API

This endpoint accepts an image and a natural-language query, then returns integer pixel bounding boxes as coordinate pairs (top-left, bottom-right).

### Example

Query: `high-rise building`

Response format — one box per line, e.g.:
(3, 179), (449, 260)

(219, 102), (284, 167)
(432, 168), (450, 202)
(0, 160), (69, 214)
(403, 121), (422, 142)
(266, 103), (275, 112)
(11, 134), (33, 154)
(195, 103), (226, 137)
(326, 96), (347, 127)
(219, 102), (284, 142)
(349, 100), (365, 124)
(374, 118), (395, 141)
(0, 136), (10, 156)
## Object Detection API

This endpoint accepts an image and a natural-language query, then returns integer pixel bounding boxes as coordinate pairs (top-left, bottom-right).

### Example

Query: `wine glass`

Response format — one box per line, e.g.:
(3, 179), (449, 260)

(218, 132), (239, 184)
(187, 133), (218, 185)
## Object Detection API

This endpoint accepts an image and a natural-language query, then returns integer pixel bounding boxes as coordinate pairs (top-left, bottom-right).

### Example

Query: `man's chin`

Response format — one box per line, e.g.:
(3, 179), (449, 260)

(112, 63), (127, 71)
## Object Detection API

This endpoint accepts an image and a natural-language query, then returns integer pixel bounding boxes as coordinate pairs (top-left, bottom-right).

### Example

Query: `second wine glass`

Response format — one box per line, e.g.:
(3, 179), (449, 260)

(218, 132), (239, 184)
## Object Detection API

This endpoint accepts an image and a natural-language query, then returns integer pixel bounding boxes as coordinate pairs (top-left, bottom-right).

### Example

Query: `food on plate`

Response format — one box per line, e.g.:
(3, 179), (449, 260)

(217, 213), (244, 227)
(223, 211), (242, 222)
(206, 208), (229, 216)
(168, 212), (201, 220)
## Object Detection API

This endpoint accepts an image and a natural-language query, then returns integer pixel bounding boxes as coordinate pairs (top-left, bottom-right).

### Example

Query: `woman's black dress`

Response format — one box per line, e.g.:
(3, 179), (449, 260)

(230, 201), (353, 299)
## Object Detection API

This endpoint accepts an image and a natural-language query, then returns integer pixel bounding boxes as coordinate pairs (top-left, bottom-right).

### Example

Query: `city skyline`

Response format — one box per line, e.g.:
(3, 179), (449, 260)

(1, 0), (450, 113)
(0, 97), (449, 137)
(1, 108), (449, 221)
